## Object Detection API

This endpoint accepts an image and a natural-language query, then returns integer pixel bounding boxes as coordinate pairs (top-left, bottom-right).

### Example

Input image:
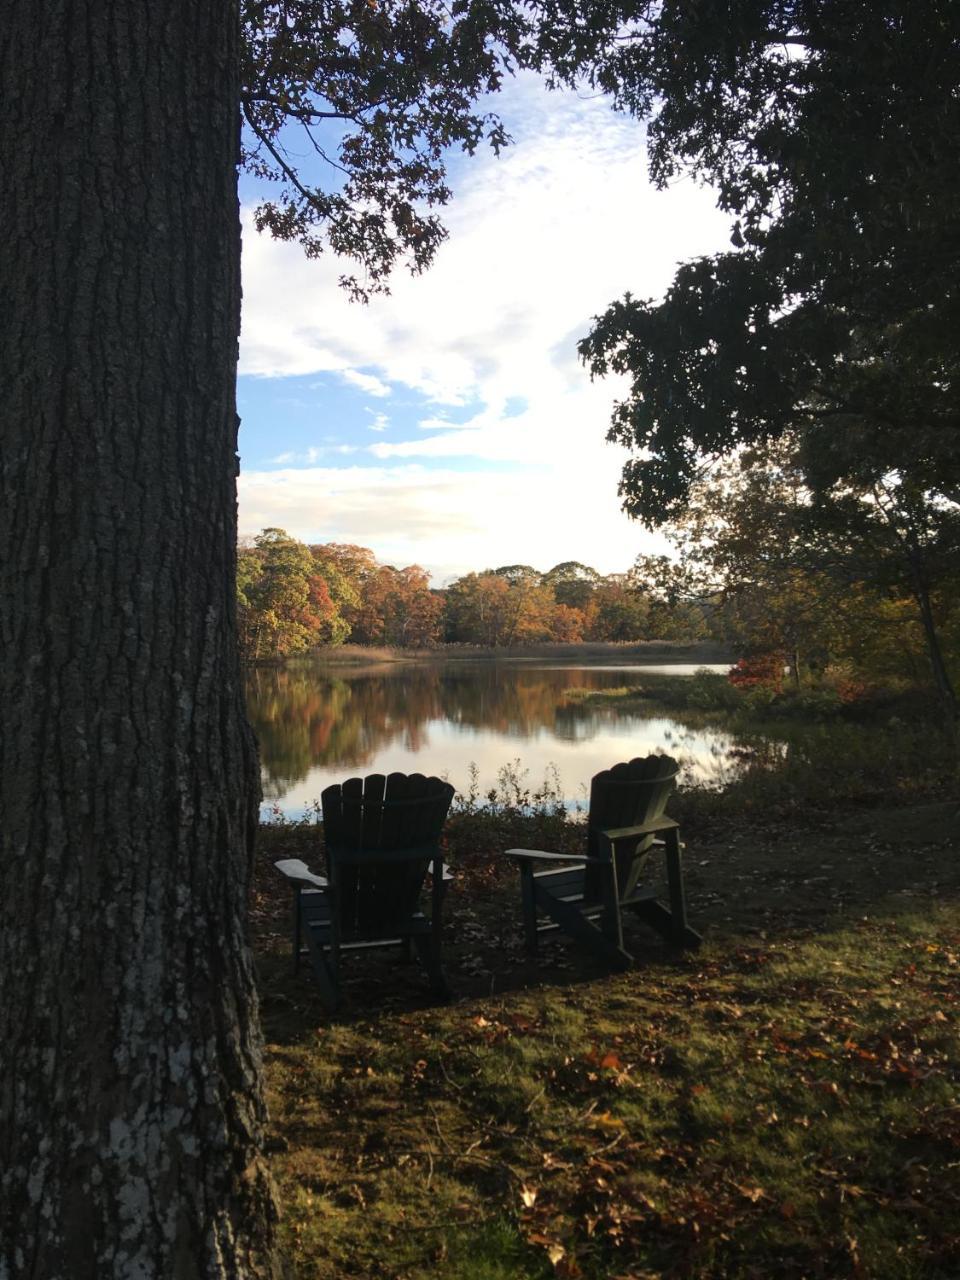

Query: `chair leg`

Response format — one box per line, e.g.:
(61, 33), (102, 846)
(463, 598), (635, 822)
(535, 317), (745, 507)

(519, 863), (539, 955)
(292, 888), (302, 974)
(598, 858), (625, 953)
(664, 829), (699, 947)
(414, 934), (451, 1000)
(300, 902), (340, 1011)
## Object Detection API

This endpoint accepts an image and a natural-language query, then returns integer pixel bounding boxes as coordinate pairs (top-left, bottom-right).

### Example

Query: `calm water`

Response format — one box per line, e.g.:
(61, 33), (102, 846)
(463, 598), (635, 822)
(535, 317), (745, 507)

(245, 660), (748, 819)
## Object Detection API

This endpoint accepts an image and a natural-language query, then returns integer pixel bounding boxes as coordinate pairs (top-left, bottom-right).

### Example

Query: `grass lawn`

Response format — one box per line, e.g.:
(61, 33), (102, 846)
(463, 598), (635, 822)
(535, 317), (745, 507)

(253, 793), (960, 1279)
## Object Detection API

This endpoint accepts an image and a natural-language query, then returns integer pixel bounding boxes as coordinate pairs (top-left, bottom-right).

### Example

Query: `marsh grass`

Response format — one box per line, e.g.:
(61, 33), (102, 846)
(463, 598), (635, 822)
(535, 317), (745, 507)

(568, 673), (956, 827)
(301, 641), (733, 667)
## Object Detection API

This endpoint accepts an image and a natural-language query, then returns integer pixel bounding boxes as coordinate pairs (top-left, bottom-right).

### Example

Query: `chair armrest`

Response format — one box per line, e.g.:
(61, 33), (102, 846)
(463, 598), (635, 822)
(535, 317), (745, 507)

(273, 858), (328, 890)
(505, 848), (606, 866)
(598, 817), (679, 843)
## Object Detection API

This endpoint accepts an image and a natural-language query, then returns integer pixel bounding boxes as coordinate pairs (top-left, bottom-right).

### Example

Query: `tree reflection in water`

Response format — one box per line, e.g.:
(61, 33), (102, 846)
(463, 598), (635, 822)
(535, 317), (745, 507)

(244, 661), (743, 815)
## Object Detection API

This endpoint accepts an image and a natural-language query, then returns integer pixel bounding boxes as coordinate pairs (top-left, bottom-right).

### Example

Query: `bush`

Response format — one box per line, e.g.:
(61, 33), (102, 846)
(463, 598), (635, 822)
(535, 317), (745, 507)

(744, 687), (843, 719)
(728, 652), (785, 690)
(683, 669), (744, 712)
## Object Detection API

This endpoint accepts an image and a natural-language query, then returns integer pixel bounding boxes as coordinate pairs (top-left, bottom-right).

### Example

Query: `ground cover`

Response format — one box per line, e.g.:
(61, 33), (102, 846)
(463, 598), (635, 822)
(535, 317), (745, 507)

(253, 783), (960, 1279)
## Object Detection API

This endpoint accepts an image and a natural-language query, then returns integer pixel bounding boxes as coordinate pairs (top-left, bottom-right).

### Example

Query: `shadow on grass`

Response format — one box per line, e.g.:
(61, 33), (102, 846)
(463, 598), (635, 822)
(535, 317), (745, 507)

(253, 799), (960, 1042)
(253, 801), (960, 1280)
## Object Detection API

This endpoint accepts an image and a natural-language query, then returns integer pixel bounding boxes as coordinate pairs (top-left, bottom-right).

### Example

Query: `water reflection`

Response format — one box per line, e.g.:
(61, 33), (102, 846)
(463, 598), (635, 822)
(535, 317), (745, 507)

(244, 661), (744, 817)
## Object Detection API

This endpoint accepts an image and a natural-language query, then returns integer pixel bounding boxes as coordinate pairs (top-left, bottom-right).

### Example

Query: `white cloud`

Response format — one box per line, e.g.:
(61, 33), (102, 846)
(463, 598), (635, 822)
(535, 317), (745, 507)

(238, 73), (730, 574)
(269, 444), (358, 464)
(238, 459), (671, 583)
(339, 369), (392, 398)
(367, 411), (390, 432)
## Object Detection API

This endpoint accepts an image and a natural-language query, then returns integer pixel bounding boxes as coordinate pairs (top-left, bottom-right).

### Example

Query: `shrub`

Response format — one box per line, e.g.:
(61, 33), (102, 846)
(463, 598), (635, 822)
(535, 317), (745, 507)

(728, 652), (785, 690)
(683, 670), (743, 712)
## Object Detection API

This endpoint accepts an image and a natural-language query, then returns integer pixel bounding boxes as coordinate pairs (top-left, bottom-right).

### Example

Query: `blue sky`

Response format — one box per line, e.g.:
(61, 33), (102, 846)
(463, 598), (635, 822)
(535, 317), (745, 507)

(236, 73), (730, 585)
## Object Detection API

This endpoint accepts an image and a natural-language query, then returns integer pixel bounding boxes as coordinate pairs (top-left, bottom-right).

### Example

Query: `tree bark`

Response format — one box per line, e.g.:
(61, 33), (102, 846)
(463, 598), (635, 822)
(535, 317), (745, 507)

(0, 3), (280, 1276)
(907, 555), (959, 739)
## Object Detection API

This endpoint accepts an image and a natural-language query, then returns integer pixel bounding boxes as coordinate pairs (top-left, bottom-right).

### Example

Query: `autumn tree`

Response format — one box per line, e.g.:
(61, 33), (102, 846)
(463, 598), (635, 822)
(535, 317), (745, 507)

(238, 528), (347, 660)
(349, 563), (443, 647)
(444, 570), (569, 645)
(444, 572), (513, 645)
(548, 602), (588, 642)
(311, 541), (378, 594)
(542, 560), (601, 611)
(664, 442), (960, 693)
(665, 449), (860, 681)
(585, 577), (650, 642)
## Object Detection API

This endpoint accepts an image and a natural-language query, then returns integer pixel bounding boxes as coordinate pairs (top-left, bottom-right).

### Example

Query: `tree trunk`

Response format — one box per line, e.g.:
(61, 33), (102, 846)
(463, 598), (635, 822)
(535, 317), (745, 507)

(0, 4), (280, 1276)
(904, 548), (958, 738)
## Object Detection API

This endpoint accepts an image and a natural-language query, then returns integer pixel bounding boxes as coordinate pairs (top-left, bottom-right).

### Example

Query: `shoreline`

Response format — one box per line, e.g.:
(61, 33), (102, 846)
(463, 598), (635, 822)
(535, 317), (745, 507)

(274, 640), (735, 670)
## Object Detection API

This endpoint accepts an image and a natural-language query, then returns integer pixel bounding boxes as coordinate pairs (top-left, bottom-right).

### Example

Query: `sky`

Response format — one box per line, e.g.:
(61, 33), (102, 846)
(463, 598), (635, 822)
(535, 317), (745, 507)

(236, 72), (730, 586)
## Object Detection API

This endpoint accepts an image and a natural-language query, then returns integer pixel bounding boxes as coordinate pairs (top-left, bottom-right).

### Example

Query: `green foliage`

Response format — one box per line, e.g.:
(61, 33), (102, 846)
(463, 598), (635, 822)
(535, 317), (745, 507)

(684, 670), (743, 713)
(239, 1), (543, 298)
(541, 561), (601, 611)
(566, 2), (960, 721)
(573, 1), (960, 518)
(239, 527), (343, 661)
(657, 441), (960, 717)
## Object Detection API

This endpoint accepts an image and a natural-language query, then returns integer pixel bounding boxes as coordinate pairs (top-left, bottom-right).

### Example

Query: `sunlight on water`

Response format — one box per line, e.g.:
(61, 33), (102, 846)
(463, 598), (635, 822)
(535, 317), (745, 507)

(245, 660), (745, 820)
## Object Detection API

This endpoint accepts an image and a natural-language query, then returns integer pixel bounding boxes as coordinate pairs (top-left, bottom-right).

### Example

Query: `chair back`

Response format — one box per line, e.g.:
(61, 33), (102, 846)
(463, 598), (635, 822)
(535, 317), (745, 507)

(321, 772), (454, 936)
(584, 755), (679, 900)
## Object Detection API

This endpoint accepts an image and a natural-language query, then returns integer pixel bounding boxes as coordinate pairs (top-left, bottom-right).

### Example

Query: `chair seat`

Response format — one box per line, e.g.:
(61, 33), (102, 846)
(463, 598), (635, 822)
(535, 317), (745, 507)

(300, 890), (434, 947)
(530, 864), (659, 913)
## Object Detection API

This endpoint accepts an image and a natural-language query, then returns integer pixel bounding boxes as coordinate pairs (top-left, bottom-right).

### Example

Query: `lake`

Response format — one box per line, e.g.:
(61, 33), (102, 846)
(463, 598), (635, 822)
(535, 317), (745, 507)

(245, 659), (747, 820)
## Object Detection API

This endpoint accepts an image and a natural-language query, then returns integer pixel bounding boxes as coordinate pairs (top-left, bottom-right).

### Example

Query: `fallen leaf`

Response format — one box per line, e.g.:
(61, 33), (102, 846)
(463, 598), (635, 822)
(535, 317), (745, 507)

(736, 1185), (767, 1203)
(591, 1111), (627, 1132)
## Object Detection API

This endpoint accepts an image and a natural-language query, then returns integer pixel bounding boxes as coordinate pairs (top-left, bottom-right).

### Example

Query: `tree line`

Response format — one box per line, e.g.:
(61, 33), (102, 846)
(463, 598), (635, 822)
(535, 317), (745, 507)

(237, 529), (713, 660)
(239, 499), (959, 705)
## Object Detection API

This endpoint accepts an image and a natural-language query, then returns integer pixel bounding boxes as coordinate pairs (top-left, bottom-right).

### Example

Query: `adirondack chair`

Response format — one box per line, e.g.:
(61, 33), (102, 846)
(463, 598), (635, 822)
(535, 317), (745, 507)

(508, 755), (701, 970)
(274, 772), (455, 1010)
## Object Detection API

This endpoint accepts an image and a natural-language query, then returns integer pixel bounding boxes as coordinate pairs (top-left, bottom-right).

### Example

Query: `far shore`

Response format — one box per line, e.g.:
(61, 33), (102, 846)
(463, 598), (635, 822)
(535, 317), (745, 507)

(281, 639), (735, 669)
